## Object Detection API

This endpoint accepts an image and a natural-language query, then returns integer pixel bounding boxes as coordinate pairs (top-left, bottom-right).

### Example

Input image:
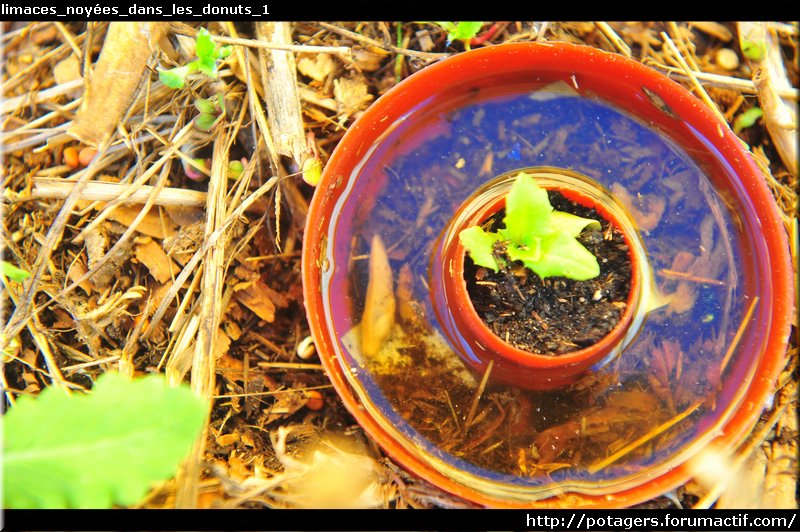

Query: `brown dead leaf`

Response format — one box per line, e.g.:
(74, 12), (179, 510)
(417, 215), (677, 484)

(105, 205), (176, 239)
(297, 52), (335, 82)
(66, 256), (94, 295)
(333, 75), (373, 119)
(350, 47), (387, 72)
(234, 280), (277, 322)
(216, 431), (240, 447)
(361, 234), (395, 357)
(134, 238), (179, 283)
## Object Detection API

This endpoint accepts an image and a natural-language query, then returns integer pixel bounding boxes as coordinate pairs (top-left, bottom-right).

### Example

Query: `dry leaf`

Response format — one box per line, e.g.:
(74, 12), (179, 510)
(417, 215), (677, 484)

(361, 234), (395, 357)
(351, 47), (387, 71)
(333, 76), (373, 119)
(297, 52), (335, 82)
(103, 205), (177, 239)
(134, 239), (179, 283)
(53, 55), (82, 99)
(234, 280), (277, 322)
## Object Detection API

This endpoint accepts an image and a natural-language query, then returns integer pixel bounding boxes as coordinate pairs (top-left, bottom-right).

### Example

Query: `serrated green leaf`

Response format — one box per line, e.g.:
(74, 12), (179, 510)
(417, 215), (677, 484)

(447, 22), (483, 43)
(549, 211), (601, 237)
(1, 260), (30, 282)
(3, 372), (206, 509)
(459, 225), (502, 271)
(503, 171), (552, 245)
(159, 66), (190, 89)
(532, 232), (600, 280)
(194, 28), (215, 61)
(733, 107), (763, 133)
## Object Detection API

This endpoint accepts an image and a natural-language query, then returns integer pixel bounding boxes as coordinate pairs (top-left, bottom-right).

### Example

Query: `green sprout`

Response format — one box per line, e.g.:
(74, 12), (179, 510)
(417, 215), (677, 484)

(159, 28), (232, 89)
(459, 172), (602, 281)
(1, 260), (31, 283)
(733, 106), (763, 133)
(741, 39), (766, 62)
(435, 22), (483, 50)
(193, 94), (226, 131)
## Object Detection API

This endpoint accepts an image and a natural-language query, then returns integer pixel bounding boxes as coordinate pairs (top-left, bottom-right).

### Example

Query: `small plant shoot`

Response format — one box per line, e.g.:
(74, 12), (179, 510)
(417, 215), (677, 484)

(459, 172), (602, 281)
(159, 28), (232, 89)
(435, 22), (483, 49)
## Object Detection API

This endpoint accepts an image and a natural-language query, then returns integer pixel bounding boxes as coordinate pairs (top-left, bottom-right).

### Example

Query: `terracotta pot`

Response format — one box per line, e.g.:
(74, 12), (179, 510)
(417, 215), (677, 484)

(301, 42), (794, 507)
(434, 169), (648, 390)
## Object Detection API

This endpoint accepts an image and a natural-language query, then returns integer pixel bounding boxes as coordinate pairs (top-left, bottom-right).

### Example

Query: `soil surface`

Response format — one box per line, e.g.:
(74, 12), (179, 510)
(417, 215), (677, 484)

(465, 191), (632, 354)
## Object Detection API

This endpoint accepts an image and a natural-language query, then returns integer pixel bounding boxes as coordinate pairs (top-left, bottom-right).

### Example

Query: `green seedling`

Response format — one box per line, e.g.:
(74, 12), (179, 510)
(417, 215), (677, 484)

(459, 172), (602, 281)
(3, 372), (206, 509)
(193, 94), (226, 131)
(159, 27), (232, 89)
(1, 260), (31, 282)
(741, 39), (766, 62)
(733, 106), (763, 133)
(434, 22), (483, 50)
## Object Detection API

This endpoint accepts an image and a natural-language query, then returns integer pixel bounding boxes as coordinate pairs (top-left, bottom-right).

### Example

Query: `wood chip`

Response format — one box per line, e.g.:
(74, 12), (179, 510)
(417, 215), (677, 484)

(361, 234), (395, 357)
(103, 204), (177, 240)
(234, 280), (277, 322)
(134, 239), (179, 283)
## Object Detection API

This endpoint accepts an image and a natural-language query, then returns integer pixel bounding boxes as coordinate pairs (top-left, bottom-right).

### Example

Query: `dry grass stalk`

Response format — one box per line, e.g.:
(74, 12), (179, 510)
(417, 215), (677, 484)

(661, 32), (727, 125)
(588, 400), (703, 474)
(738, 22), (798, 178)
(718, 297), (760, 374)
(68, 22), (167, 147)
(318, 22), (449, 61)
(257, 22), (307, 163)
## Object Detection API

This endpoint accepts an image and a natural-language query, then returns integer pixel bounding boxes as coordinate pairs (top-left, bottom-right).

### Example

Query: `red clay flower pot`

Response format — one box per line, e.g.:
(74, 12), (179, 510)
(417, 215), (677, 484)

(435, 169), (649, 390)
(302, 42), (794, 508)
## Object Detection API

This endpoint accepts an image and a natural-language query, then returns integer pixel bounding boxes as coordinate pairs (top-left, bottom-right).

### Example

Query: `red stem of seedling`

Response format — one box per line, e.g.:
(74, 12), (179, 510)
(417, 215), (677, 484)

(470, 23), (502, 46)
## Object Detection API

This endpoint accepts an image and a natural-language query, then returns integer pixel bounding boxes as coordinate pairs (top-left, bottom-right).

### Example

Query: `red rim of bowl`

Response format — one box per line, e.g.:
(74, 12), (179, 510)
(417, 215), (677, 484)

(301, 42), (794, 507)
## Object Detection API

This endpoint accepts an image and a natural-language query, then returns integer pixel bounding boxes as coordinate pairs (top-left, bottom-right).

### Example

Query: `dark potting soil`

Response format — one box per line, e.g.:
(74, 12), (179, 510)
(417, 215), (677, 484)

(464, 191), (632, 355)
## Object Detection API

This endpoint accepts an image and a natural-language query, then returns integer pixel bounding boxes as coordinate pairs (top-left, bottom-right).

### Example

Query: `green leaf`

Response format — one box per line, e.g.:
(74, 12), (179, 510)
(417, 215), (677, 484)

(194, 28), (215, 62)
(446, 22), (483, 43)
(3, 372), (206, 509)
(194, 113), (218, 131)
(549, 211), (602, 237)
(1, 260), (30, 282)
(502, 171), (552, 246)
(194, 98), (216, 114)
(741, 39), (765, 61)
(532, 232), (600, 280)
(218, 45), (233, 59)
(733, 107), (763, 133)
(459, 225), (502, 271)
(159, 66), (190, 89)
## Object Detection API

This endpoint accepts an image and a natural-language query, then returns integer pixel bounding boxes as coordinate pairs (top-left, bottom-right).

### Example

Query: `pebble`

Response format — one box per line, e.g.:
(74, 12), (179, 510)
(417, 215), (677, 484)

(715, 48), (740, 71)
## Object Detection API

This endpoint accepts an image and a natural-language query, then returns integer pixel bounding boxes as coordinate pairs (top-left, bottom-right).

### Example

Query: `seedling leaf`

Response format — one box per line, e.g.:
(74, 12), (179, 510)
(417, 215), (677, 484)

(194, 112), (218, 131)
(741, 39), (765, 61)
(549, 211), (602, 237)
(733, 107), (763, 133)
(534, 232), (601, 280)
(502, 172), (552, 245)
(159, 65), (190, 89)
(194, 28), (216, 62)
(459, 225), (502, 271)
(1, 260), (31, 282)
(2, 372), (206, 509)
(194, 98), (216, 114)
